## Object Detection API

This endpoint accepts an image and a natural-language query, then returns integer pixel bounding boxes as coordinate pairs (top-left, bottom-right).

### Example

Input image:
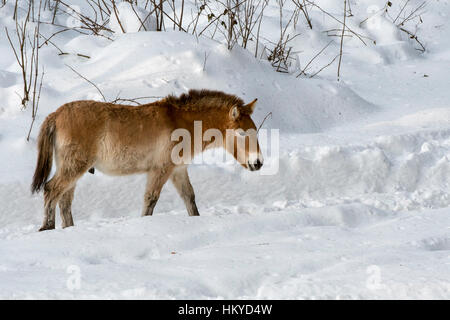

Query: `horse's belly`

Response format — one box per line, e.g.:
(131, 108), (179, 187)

(94, 141), (169, 176)
(94, 159), (150, 175)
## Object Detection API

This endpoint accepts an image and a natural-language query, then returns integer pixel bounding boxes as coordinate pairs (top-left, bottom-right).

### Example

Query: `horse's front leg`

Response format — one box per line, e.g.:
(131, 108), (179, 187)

(170, 166), (200, 216)
(142, 167), (173, 216)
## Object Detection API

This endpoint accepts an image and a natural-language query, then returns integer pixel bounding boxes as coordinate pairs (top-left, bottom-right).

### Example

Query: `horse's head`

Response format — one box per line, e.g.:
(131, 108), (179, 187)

(224, 99), (263, 171)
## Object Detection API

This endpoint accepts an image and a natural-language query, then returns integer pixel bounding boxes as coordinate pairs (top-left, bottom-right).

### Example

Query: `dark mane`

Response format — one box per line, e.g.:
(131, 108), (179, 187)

(161, 89), (245, 112)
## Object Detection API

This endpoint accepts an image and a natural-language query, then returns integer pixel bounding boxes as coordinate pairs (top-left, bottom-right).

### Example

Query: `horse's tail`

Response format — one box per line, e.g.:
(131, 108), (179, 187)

(31, 113), (56, 194)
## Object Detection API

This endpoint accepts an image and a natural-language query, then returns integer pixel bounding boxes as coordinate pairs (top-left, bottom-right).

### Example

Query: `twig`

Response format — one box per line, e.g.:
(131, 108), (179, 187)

(65, 64), (106, 102)
(337, 0), (346, 81)
(292, 0), (312, 29)
(77, 53), (91, 59)
(359, 5), (386, 27)
(198, 0), (247, 36)
(309, 54), (339, 78)
(399, 27), (425, 52)
(257, 112), (272, 133)
(304, 0), (371, 46)
(27, 68), (44, 141)
(111, 0), (126, 33)
(110, 96), (163, 105)
(203, 51), (210, 71)
(396, 1), (426, 26)
(297, 41), (332, 77)
(393, 0), (410, 24)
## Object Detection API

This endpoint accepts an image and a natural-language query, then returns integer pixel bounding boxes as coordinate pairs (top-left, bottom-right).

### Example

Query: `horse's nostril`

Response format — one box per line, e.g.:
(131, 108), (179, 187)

(248, 159), (263, 171)
(254, 159), (263, 170)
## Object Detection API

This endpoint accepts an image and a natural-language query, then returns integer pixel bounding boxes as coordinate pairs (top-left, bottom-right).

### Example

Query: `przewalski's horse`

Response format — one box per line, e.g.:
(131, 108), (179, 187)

(31, 89), (263, 231)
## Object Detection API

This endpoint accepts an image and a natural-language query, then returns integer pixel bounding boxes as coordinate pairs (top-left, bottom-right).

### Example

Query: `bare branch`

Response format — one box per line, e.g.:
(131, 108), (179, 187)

(65, 64), (107, 102)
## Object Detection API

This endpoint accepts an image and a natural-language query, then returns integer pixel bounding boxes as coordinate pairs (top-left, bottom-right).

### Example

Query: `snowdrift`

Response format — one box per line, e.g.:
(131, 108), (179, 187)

(0, 0), (450, 299)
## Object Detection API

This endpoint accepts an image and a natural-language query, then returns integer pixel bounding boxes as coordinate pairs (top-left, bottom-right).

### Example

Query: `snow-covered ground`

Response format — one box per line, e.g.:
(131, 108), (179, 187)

(0, 0), (449, 299)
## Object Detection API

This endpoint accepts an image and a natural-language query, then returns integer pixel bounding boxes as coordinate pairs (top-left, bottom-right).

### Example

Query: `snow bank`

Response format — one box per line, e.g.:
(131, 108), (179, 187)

(0, 0), (450, 299)
(50, 31), (376, 133)
(0, 206), (448, 299)
(109, 2), (157, 33)
(362, 12), (417, 63)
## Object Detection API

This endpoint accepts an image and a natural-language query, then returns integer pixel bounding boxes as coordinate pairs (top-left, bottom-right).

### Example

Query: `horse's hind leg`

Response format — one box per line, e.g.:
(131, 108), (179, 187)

(40, 203), (56, 232)
(40, 175), (71, 231)
(170, 166), (199, 216)
(141, 167), (173, 216)
(59, 186), (75, 228)
(41, 175), (84, 231)
(40, 149), (91, 231)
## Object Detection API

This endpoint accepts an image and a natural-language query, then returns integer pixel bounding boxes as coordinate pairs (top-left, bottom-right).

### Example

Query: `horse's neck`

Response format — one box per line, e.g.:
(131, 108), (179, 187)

(182, 109), (226, 133)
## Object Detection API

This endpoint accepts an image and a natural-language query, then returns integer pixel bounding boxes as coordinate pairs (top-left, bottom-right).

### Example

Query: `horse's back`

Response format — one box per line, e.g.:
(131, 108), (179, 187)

(52, 100), (108, 147)
(53, 100), (159, 140)
(52, 100), (172, 175)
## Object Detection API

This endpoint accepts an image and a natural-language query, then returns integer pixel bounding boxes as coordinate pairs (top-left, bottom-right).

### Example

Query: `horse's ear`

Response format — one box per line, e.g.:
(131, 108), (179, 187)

(244, 98), (257, 114)
(229, 105), (240, 120)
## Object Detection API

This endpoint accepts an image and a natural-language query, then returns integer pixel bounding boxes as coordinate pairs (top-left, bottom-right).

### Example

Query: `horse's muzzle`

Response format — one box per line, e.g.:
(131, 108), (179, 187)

(248, 159), (263, 171)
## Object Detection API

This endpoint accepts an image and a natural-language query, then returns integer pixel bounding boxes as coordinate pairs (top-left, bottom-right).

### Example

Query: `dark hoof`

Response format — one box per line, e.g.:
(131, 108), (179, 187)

(38, 225), (55, 232)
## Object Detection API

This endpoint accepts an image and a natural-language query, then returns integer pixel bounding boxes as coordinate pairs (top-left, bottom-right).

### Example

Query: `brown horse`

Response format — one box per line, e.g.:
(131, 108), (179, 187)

(31, 89), (263, 231)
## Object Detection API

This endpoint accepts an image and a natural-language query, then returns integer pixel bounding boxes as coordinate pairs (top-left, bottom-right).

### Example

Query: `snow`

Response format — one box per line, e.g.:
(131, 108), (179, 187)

(1, 207), (449, 299)
(108, 2), (157, 33)
(0, 0), (449, 299)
